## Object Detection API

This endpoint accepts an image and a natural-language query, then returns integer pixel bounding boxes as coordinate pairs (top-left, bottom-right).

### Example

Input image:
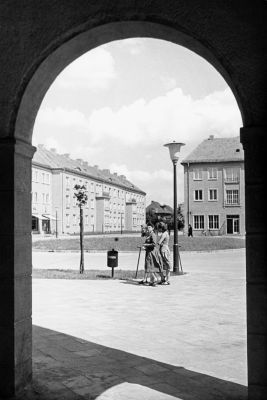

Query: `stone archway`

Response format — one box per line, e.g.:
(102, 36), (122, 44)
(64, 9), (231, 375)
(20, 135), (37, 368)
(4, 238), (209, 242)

(0, 2), (266, 399)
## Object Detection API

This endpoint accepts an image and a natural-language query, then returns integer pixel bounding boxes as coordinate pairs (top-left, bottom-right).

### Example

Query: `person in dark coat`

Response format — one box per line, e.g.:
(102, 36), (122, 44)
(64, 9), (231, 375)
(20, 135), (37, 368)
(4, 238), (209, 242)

(188, 224), (193, 237)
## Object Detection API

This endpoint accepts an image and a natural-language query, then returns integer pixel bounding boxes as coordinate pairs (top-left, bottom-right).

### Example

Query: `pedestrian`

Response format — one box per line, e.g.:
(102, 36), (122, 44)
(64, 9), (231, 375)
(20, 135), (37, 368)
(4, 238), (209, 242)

(157, 222), (172, 285)
(139, 223), (163, 286)
(138, 224), (150, 285)
(188, 224), (193, 237)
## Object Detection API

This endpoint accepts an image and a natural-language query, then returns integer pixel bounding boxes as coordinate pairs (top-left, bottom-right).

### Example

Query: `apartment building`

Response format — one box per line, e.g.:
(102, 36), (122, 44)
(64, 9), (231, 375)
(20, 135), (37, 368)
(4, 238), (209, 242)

(32, 145), (146, 234)
(181, 135), (245, 236)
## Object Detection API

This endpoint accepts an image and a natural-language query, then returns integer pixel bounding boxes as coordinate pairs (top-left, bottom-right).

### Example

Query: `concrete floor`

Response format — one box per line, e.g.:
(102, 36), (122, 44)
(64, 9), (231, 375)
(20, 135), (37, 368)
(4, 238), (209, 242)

(19, 249), (247, 399)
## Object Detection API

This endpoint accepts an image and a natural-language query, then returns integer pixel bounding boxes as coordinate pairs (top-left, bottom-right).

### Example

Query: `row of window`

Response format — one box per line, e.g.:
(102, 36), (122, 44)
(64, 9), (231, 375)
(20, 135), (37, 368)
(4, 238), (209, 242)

(33, 170), (50, 184)
(65, 214), (140, 229)
(66, 214), (94, 226)
(32, 192), (50, 204)
(193, 215), (219, 230)
(65, 175), (144, 204)
(194, 189), (239, 204)
(193, 167), (239, 182)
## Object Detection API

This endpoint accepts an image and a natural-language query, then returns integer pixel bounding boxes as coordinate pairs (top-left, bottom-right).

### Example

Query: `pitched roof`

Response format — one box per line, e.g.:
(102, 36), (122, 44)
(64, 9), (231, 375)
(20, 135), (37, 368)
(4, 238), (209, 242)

(181, 135), (244, 164)
(32, 145), (146, 195)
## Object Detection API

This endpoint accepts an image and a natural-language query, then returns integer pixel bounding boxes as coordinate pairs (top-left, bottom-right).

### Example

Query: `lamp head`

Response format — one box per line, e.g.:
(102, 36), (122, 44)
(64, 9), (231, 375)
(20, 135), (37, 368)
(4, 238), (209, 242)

(164, 141), (185, 162)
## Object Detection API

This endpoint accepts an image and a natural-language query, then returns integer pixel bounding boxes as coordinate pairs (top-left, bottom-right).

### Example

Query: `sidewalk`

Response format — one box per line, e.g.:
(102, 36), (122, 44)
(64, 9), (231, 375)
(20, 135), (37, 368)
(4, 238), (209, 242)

(21, 249), (248, 399)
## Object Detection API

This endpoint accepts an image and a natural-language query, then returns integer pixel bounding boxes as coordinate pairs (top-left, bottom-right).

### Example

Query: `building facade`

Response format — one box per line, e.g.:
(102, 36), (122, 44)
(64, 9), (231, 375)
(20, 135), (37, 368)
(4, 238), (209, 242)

(32, 145), (146, 234)
(181, 135), (245, 236)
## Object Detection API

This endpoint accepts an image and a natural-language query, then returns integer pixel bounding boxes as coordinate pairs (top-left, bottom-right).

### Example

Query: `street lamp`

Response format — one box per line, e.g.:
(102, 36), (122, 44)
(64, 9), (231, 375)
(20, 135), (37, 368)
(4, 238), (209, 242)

(164, 141), (185, 274)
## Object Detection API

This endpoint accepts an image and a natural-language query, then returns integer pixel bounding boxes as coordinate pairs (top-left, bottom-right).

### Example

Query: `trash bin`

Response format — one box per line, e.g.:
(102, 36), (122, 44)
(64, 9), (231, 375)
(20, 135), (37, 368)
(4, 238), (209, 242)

(107, 249), (118, 277)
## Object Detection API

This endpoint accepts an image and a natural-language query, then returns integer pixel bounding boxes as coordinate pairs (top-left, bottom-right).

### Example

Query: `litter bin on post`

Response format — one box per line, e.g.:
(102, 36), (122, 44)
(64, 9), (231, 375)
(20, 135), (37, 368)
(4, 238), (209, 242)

(107, 249), (118, 277)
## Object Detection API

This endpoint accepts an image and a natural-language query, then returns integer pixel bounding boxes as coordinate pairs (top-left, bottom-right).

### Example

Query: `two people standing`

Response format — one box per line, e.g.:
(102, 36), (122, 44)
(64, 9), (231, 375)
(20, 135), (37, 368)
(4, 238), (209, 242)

(139, 222), (171, 286)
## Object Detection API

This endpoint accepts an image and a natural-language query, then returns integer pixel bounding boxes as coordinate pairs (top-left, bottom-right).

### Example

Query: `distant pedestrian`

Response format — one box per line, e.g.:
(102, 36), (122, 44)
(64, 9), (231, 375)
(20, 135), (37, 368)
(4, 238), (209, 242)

(188, 224), (193, 237)
(139, 223), (163, 286)
(157, 222), (171, 285)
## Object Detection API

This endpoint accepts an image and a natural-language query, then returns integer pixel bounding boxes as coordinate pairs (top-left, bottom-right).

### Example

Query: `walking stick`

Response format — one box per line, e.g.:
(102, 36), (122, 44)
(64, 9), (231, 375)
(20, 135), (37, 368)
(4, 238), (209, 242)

(135, 246), (142, 278)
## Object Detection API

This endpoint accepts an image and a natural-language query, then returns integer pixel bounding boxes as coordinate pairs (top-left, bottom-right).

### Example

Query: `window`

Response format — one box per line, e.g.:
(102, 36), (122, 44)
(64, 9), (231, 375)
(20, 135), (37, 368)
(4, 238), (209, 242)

(42, 193), (45, 203)
(42, 173), (45, 184)
(73, 214), (76, 225)
(90, 199), (94, 209)
(193, 169), (203, 180)
(208, 167), (218, 180)
(85, 215), (89, 225)
(194, 215), (204, 230)
(66, 195), (70, 208)
(224, 168), (239, 182)
(91, 182), (95, 193)
(226, 189), (239, 205)
(66, 177), (70, 189)
(208, 215), (219, 229)
(209, 189), (217, 201)
(46, 194), (49, 203)
(34, 170), (38, 182)
(66, 214), (70, 227)
(194, 190), (203, 201)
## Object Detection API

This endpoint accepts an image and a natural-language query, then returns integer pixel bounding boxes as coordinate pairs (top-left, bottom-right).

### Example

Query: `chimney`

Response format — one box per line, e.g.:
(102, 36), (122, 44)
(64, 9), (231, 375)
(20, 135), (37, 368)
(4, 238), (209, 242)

(63, 153), (70, 158)
(94, 165), (99, 169)
(208, 135), (214, 140)
(76, 158), (83, 163)
(103, 169), (110, 174)
(119, 175), (126, 179)
(113, 172), (118, 176)
(38, 144), (44, 149)
(50, 148), (57, 153)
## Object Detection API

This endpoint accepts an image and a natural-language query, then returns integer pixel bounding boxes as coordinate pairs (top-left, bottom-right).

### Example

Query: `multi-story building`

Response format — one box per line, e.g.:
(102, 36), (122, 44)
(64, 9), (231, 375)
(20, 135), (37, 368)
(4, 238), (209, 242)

(32, 145), (146, 234)
(181, 135), (245, 236)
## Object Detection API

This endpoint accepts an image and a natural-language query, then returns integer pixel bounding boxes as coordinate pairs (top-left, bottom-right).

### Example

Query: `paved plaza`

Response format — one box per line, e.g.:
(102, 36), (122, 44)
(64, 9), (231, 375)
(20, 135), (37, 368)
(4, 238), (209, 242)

(21, 249), (247, 399)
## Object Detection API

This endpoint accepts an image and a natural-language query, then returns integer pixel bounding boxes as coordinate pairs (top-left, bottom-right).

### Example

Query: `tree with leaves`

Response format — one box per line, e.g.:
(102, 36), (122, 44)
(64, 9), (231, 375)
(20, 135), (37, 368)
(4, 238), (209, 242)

(74, 184), (88, 274)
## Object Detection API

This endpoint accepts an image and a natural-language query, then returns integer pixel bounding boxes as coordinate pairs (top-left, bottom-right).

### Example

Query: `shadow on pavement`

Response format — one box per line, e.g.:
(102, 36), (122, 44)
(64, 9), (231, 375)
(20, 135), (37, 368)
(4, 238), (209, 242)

(17, 326), (247, 399)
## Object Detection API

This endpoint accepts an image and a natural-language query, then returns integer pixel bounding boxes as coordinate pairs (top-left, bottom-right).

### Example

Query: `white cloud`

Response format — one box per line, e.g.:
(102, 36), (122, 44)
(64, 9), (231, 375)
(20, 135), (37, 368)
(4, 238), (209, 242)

(33, 86), (241, 205)
(109, 163), (172, 183)
(84, 87), (242, 148)
(34, 87), (241, 157)
(54, 48), (116, 90)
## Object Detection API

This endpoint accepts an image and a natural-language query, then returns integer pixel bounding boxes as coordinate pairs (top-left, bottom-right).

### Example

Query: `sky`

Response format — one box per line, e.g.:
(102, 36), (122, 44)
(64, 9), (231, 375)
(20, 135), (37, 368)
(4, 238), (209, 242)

(33, 38), (242, 206)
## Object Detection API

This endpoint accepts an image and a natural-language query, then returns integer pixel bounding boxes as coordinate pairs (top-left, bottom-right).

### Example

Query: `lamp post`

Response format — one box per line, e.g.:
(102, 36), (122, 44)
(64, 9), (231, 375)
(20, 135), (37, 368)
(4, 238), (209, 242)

(164, 141), (185, 274)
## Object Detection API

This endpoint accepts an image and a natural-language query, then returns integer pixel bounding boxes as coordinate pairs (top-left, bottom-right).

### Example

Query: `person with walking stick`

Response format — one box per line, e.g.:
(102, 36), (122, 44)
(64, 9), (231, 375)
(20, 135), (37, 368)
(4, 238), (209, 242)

(139, 223), (163, 287)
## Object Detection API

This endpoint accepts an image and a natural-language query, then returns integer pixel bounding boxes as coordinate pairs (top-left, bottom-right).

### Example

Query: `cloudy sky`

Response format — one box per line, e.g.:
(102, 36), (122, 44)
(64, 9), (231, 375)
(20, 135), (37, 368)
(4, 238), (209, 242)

(33, 38), (242, 206)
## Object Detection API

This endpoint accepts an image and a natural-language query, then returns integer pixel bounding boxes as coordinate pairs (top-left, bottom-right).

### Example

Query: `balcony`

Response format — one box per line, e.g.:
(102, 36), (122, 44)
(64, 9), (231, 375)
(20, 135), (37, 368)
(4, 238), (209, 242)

(224, 201), (240, 207)
(224, 177), (239, 184)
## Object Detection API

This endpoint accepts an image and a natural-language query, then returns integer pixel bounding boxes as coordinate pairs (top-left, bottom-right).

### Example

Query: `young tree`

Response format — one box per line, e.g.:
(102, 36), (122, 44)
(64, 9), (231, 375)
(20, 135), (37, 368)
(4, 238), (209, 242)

(74, 184), (88, 274)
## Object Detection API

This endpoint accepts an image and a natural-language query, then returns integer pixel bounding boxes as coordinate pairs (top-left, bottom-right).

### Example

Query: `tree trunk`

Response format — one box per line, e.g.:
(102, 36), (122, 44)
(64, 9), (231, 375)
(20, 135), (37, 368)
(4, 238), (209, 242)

(79, 206), (84, 274)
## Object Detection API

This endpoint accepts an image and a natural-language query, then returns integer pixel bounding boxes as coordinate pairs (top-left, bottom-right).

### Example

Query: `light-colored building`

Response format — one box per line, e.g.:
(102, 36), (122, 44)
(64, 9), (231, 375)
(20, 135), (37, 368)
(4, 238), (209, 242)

(181, 135), (245, 236)
(32, 145), (146, 234)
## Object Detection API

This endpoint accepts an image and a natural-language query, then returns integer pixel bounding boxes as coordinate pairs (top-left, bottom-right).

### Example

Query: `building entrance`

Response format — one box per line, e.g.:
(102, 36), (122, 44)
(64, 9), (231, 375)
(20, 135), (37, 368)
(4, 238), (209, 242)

(227, 215), (240, 234)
